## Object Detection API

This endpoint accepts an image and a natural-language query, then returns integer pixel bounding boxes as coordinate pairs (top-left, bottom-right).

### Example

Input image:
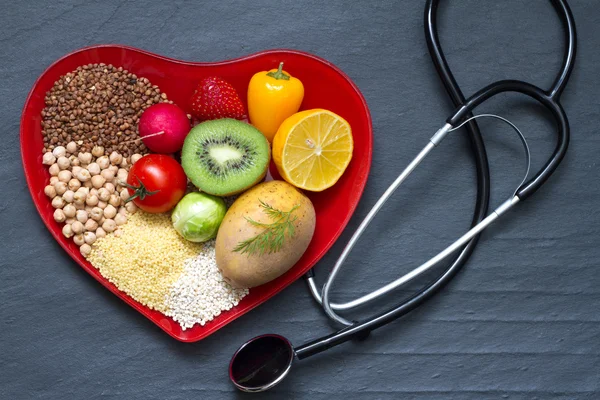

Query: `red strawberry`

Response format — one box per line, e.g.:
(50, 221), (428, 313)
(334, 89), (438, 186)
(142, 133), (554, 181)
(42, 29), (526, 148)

(190, 77), (246, 121)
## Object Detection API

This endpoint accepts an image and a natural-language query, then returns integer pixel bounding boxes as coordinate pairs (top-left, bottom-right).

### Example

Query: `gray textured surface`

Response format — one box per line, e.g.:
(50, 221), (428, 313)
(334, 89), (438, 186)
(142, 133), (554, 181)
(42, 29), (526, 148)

(1, 0), (599, 398)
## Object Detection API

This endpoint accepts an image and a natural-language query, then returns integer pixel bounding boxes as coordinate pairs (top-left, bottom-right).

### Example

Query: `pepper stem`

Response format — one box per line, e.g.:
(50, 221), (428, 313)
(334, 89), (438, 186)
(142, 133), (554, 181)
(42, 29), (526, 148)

(266, 62), (290, 80)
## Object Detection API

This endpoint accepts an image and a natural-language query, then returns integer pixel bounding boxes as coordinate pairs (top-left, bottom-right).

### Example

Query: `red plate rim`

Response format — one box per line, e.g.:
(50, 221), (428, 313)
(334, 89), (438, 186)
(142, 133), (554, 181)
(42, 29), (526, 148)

(20, 44), (373, 342)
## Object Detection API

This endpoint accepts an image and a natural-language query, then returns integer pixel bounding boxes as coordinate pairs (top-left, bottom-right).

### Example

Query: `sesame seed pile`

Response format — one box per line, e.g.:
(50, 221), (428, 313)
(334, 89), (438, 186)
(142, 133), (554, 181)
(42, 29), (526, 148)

(164, 241), (249, 330)
(86, 211), (202, 313)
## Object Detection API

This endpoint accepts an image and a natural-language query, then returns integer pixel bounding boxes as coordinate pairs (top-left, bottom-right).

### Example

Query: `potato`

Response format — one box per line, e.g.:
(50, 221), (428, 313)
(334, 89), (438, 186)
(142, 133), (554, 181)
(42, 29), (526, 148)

(216, 180), (316, 288)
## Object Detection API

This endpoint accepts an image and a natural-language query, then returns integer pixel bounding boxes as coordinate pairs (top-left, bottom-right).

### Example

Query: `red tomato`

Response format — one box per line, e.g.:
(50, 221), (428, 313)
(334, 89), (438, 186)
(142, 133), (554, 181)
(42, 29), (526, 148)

(126, 154), (187, 213)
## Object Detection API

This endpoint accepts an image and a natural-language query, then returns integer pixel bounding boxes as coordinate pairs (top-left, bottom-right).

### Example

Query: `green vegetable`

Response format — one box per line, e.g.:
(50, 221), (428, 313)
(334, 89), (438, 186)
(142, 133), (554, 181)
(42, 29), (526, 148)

(171, 192), (227, 243)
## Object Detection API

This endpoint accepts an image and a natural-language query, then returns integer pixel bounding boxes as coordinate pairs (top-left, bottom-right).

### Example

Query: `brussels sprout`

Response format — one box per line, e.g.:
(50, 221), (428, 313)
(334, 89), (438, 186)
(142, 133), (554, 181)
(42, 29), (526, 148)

(172, 192), (227, 242)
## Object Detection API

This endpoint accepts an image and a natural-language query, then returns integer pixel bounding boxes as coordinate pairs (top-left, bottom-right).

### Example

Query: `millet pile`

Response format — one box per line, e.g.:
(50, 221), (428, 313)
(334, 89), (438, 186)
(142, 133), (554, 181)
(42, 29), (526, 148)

(87, 212), (202, 313)
(41, 63), (172, 157)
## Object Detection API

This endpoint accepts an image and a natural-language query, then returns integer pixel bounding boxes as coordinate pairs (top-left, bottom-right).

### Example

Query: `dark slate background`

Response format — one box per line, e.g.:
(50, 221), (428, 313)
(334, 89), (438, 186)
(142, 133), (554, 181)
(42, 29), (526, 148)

(2, 0), (599, 399)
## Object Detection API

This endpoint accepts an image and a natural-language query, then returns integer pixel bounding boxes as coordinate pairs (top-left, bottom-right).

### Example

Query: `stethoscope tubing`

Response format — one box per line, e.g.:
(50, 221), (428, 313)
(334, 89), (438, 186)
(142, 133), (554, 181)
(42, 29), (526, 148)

(297, 0), (576, 359)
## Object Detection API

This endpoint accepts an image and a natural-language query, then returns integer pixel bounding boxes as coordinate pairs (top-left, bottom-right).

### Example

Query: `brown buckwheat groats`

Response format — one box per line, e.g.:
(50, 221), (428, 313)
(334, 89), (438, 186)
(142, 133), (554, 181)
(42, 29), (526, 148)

(41, 63), (172, 157)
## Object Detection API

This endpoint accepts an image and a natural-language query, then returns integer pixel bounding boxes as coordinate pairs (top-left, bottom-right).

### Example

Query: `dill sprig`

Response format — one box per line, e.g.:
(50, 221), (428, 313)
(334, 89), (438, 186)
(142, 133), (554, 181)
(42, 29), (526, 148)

(233, 200), (300, 256)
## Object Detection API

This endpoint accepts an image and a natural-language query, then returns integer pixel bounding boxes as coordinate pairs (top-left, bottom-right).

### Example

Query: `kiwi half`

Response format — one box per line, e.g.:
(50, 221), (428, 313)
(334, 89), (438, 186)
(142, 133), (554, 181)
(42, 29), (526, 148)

(181, 119), (271, 196)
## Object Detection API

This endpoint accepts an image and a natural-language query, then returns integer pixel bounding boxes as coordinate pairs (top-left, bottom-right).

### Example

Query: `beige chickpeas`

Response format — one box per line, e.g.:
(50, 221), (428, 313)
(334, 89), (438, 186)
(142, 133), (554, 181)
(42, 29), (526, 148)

(73, 190), (86, 204)
(87, 162), (101, 176)
(102, 219), (117, 233)
(78, 152), (92, 165)
(116, 169), (128, 184)
(76, 210), (88, 224)
(86, 194), (99, 207)
(119, 188), (129, 202)
(103, 205), (117, 219)
(76, 168), (91, 182)
(98, 188), (110, 202)
(53, 209), (66, 223)
(68, 178), (81, 191)
(131, 154), (143, 164)
(54, 181), (67, 195)
(44, 185), (56, 198)
(51, 196), (65, 209)
(49, 163), (60, 176)
(71, 221), (84, 234)
(52, 146), (66, 158)
(63, 204), (76, 218)
(109, 151), (123, 165)
(125, 201), (137, 214)
(66, 141), (77, 154)
(90, 207), (103, 221)
(80, 244), (92, 257)
(101, 169), (115, 182)
(57, 156), (70, 170)
(95, 227), (106, 239)
(84, 219), (98, 232)
(114, 213), (127, 226)
(96, 156), (110, 169)
(108, 194), (121, 208)
(42, 152), (56, 165)
(83, 231), (97, 245)
(92, 146), (104, 157)
(62, 190), (75, 203)
(58, 170), (72, 183)
(73, 234), (85, 246)
(62, 224), (74, 238)
(91, 175), (106, 189)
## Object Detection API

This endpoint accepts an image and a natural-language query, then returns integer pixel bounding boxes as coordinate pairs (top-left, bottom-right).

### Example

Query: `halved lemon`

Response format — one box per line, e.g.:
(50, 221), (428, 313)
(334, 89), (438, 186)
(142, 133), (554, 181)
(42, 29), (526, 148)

(272, 109), (353, 192)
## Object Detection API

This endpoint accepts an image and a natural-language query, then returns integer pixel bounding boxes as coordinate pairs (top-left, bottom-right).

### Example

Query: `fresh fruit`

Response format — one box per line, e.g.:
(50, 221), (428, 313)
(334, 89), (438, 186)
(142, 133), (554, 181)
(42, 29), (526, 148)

(190, 77), (246, 121)
(138, 103), (191, 153)
(171, 192), (227, 243)
(125, 154), (187, 213)
(272, 109), (353, 192)
(248, 62), (304, 142)
(216, 180), (316, 288)
(180, 119), (270, 196)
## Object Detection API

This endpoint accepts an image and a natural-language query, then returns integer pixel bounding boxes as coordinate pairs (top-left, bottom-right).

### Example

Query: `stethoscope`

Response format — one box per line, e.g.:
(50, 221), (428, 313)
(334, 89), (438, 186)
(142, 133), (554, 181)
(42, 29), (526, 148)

(229, 0), (577, 392)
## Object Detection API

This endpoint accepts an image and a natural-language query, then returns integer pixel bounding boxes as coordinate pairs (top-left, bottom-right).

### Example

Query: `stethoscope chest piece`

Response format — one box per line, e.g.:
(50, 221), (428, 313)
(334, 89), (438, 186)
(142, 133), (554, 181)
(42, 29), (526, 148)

(229, 334), (295, 392)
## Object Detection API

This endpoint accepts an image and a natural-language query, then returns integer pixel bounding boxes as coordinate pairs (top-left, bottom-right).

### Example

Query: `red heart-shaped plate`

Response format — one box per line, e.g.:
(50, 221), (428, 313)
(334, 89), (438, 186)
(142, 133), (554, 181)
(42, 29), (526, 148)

(21, 45), (372, 342)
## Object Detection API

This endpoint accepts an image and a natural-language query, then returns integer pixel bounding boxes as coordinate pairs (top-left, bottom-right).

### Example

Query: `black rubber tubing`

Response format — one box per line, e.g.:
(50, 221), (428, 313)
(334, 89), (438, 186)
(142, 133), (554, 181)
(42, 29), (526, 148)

(295, 0), (491, 359)
(296, 0), (576, 359)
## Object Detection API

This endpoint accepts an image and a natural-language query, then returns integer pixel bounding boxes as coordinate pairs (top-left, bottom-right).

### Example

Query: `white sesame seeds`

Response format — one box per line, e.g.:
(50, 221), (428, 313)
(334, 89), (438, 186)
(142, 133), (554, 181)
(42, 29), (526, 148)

(164, 241), (249, 330)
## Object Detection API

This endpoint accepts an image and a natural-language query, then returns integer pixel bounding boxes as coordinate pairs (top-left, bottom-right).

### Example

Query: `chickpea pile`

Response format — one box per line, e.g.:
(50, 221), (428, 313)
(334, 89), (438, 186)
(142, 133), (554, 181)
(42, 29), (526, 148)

(42, 142), (144, 256)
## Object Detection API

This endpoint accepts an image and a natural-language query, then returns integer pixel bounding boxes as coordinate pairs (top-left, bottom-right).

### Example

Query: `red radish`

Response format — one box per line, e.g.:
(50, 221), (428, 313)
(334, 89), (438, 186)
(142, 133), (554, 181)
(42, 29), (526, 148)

(138, 103), (190, 154)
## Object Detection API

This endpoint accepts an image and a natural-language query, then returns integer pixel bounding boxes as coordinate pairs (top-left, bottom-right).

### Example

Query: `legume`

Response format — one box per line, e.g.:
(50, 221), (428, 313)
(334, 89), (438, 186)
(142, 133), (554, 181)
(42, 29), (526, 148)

(41, 63), (173, 157)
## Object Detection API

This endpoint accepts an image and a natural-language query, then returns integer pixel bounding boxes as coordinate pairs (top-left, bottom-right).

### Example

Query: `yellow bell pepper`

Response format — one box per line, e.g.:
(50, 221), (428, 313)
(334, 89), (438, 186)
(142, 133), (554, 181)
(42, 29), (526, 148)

(247, 62), (304, 142)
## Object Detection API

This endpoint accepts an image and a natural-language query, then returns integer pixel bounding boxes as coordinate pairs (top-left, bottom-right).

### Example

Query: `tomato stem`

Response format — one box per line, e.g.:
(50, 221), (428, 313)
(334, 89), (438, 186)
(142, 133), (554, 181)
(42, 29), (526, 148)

(123, 176), (160, 203)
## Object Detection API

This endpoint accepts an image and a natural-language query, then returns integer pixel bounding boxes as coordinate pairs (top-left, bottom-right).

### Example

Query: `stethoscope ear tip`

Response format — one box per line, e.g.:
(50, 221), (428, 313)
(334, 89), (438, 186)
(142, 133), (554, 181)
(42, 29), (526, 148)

(229, 334), (295, 392)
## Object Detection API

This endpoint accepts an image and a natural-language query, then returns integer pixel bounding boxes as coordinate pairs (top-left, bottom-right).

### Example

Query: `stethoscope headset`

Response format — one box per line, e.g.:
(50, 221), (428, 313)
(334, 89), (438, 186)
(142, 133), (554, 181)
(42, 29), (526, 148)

(228, 0), (577, 392)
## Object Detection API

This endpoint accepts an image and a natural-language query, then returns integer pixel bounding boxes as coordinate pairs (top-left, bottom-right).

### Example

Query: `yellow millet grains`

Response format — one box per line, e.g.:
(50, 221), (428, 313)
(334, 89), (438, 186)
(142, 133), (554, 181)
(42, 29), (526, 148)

(86, 211), (202, 313)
